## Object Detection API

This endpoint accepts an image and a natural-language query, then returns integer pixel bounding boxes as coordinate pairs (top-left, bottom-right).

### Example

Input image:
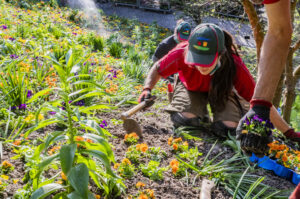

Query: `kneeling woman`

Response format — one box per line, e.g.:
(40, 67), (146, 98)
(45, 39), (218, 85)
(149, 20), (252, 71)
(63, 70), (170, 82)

(138, 23), (297, 138)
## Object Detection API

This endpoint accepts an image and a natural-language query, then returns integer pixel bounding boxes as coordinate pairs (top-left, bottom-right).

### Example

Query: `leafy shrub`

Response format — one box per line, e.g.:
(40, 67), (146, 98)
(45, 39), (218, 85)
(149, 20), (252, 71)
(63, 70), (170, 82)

(139, 160), (167, 181)
(91, 35), (104, 52)
(109, 42), (122, 58)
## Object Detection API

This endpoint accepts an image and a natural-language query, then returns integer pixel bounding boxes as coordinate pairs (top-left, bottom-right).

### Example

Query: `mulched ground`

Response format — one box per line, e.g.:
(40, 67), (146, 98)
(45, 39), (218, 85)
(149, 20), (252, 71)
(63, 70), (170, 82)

(1, 97), (297, 198)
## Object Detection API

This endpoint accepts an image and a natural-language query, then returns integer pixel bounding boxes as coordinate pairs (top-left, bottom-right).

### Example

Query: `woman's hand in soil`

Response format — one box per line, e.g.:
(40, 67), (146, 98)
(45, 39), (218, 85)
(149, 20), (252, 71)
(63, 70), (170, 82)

(284, 129), (300, 143)
(138, 88), (152, 103)
(236, 104), (273, 157)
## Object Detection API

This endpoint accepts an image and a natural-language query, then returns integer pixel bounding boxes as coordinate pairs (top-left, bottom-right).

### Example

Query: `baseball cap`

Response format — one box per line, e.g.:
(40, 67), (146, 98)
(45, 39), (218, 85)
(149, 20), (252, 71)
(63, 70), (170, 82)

(175, 21), (191, 41)
(185, 23), (225, 67)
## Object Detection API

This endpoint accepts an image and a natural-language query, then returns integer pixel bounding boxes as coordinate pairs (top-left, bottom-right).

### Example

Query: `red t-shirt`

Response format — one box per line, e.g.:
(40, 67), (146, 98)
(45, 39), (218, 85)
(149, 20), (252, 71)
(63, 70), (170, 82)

(157, 42), (255, 102)
(263, 0), (280, 4)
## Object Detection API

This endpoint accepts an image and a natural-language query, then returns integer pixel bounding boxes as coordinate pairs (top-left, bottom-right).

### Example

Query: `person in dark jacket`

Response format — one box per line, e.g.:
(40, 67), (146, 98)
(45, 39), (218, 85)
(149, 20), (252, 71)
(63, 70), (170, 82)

(152, 20), (191, 62)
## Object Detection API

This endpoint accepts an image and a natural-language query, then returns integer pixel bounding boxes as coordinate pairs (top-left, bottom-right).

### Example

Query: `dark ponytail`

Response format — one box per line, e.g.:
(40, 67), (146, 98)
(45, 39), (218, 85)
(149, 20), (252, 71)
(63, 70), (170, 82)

(208, 31), (239, 112)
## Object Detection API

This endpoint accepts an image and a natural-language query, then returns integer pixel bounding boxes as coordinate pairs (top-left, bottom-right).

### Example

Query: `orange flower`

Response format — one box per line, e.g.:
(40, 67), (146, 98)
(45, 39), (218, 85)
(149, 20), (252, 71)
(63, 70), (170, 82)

(170, 159), (179, 167)
(282, 154), (288, 162)
(137, 143), (148, 152)
(174, 137), (182, 143)
(95, 195), (101, 199)
(146, 189), (155, 198)
(2, 161), (12, 168)
(136, 181), (145, 188)
(138, 193), (148, 199)
(13, 140), (21, 146)
(61, 172), (67, 181)
(122, 158), (131, 165)
(276, 152), (282, 159)
(173, 143), (178, 151)
(183, 141), (188, 146)
(75, 136), (84, 141)
(168, 137), (173, 146)
(86, 139), (93, 143)
(124, 132), (139, 141)
(172, 165), (179, 174)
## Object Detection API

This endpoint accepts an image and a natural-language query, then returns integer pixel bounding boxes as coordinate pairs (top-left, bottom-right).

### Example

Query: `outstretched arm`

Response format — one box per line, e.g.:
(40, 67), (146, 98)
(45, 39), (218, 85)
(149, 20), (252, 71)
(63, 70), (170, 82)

(253, 0), (292, 102)
(144, 63), (162, 90)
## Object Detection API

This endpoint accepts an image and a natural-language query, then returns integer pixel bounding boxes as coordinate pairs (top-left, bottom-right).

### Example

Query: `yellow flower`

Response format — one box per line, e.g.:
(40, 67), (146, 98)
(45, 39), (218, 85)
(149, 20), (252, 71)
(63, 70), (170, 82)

(0, 180), (2, 185)
(13, 179), (19, 184)
(61, 172), (67, 181)
(114, 163), (120, 169)
(242, 130), (248, 134)
(136, 181), (145, 188)
(38, 114), (44, 121)
(122, 158), (131, 165)
(24, 114), (35, 123)
(1, 175), (9, 180)
(168, 137), (173, 146)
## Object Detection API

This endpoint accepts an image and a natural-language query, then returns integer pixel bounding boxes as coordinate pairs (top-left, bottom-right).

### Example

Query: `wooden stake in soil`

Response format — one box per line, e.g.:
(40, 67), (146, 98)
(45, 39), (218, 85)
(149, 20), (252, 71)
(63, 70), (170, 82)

(200, 179), (215, 199)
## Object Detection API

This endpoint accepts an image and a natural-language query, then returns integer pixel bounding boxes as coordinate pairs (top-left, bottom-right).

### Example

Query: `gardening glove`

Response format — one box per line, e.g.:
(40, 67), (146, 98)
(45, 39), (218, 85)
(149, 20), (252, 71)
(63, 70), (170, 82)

(138, 88), (152, 103)
(236, 100), (273, 157)
(284, 129), (300, 143)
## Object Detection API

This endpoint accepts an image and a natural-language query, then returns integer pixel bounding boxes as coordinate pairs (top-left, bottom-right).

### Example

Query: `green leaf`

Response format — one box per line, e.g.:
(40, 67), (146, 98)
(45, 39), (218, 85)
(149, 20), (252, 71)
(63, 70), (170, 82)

(83, 133), (114, 162)
(31, 183), (64, 199)
(79, 120), (106, 137)
(67, 191), (96, 199)
(27, 88), (53, 104)
(24, 118), (61, 138)
(66, 49), (73, 68)
(60, 144), (77, 175)
(38, 154), (59, 172)
(82, 149), (116, 177)
(67, 163), (89, 198)
(78, 105), (111, 113)
(44, 131), (65, 152)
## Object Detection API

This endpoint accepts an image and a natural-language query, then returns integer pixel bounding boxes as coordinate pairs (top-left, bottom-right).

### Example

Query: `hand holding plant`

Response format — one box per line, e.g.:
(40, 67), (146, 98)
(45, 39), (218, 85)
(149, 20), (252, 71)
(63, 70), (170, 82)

(237, 104), (274, 156)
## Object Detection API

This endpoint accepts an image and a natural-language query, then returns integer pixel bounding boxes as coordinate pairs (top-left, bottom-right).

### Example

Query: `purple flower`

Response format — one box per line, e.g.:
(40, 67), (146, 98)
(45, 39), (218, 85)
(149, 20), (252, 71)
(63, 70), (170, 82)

(72, 32), (78, 36)
(76, 100), (85, 106)
(48, 111), (56, 115)
(102, 120), (108, 127)
(91, 63), (96, 66)
(245, 117), (250, 125)
(1, 25), (7, 29)
(9, 37), (15, 41)
(10, 106), (17, 111)
(99, 120), (108, 128)
(10, 54), (19, 59)
(113, 70), (117, 78)
(18, 104), (27, 110)
(27, 90), (33, 98)
(109, 69), (117, 78)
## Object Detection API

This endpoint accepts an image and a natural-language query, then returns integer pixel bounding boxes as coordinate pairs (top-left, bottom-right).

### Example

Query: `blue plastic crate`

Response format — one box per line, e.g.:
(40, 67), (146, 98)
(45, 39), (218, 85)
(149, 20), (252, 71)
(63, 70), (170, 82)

(292, 172), (300, 185)
(250, 153), (295, 182)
